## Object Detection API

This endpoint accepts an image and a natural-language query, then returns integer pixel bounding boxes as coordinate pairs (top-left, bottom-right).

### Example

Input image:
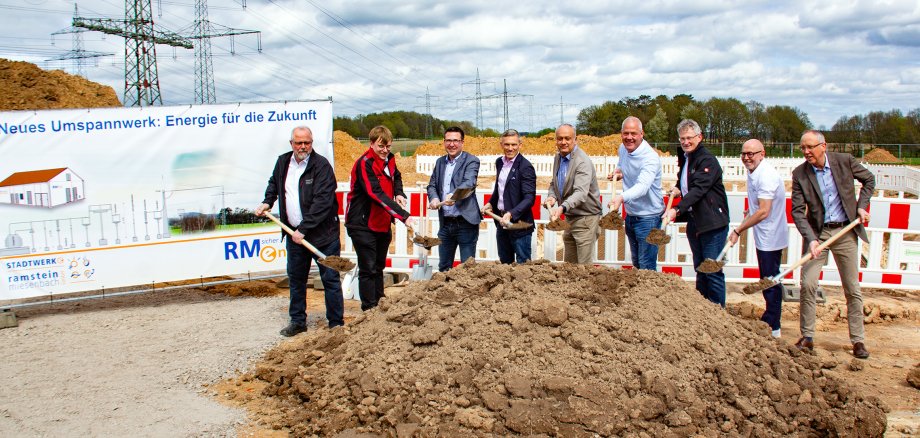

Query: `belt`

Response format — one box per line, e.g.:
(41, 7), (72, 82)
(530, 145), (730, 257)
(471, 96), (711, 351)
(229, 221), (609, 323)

(442, 216), (464, 222)
(824, 221), (847, 228)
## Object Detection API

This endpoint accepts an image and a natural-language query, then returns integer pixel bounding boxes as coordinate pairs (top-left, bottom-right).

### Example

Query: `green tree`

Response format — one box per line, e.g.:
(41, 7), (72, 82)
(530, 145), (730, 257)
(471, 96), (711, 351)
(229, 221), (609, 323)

(645, 107), (669, 144)
(705, 97), (749, 142)
(765, 105), (810, 142)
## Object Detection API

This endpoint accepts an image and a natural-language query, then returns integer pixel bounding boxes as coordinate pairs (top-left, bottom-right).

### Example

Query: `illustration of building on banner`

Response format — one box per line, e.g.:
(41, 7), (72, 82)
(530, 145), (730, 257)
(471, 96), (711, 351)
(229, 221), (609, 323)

(0, 168), (86, 208)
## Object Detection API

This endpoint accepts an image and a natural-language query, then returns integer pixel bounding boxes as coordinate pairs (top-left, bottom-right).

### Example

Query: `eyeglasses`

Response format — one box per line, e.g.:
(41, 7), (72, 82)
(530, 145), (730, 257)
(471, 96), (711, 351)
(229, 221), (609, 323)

(740, 150), (763, 158)
(444, 139), (463, 144)
(679, 134), (700, 142)
(291, 141), (311, 146)
(374, 143), (392, 149)
(800, 142), (825, 151)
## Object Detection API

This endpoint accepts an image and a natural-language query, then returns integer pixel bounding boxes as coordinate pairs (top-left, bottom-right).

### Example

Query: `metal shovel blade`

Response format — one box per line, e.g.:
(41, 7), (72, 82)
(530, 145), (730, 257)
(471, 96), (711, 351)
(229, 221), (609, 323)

(449, 186), (475, 202)
(410, 264), (433, 281)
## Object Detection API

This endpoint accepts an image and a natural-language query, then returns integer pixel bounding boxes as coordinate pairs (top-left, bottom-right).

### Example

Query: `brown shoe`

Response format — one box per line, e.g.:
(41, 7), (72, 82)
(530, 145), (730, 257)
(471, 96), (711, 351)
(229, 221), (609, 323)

(852, 342), (869, 359)
(794, 337), (814, 351)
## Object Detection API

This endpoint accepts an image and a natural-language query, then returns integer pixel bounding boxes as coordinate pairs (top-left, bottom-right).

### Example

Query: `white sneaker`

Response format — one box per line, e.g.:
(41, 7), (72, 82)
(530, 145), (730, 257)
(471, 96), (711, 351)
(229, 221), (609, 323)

(771, 329), (781, 338)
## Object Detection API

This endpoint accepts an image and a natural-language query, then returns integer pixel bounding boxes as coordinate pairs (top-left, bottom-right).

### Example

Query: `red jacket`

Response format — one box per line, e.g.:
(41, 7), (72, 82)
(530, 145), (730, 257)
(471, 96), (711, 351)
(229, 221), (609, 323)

(345, 149), (410, 232)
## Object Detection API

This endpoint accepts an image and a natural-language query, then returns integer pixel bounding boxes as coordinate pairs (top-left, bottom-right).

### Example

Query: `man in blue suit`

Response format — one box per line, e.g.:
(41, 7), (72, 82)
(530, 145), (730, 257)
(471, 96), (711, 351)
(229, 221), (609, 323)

(483, 129), (536, 263)
(427, 126), (482, 271)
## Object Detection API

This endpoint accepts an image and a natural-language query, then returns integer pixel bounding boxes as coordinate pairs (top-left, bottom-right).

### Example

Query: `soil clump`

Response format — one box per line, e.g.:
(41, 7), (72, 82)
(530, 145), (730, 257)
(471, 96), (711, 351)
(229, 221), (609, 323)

(232, 262), (886, 437)
(598, 210), (625, 230)
(545, 217), (571, 231)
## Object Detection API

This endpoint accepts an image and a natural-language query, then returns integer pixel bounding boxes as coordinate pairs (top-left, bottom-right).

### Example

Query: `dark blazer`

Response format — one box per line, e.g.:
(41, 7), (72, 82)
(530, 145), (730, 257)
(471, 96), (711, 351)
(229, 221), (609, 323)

(489, 154), (537, 237)
(262, 150), (339, 248)
(791, 151), (875, 245)
(426, 151), (482, 225)
(673, 144), (729, 235)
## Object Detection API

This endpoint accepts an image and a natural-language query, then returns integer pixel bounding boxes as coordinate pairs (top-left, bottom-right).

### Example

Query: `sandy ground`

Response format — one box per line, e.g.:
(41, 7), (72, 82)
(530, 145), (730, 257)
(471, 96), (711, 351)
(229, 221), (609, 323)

(0, 277), (917, 437)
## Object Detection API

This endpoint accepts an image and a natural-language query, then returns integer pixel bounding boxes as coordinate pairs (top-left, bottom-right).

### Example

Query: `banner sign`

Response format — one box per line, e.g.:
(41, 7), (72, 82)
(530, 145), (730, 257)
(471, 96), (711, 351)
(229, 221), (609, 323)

(0, 100), (333, 300)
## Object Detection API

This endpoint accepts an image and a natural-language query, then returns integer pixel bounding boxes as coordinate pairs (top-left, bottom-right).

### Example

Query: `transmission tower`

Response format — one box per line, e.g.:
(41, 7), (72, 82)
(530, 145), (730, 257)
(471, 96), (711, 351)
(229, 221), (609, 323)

(547, 96), (577, 126)
(75, 1), (193, 106)
(459, 68), (493, 130)
(182, 0), (261, 104)
(49, 5), (113, 78)
(485, 79), (533, 132)
(414, 87), (440, 138)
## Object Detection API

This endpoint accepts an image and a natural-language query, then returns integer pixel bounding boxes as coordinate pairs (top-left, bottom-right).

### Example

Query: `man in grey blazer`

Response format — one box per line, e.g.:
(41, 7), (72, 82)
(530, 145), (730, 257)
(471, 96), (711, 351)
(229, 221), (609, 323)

(544, 124), (602, 264)
(791, 129), (875, 359)
(427, 126), (482, 271)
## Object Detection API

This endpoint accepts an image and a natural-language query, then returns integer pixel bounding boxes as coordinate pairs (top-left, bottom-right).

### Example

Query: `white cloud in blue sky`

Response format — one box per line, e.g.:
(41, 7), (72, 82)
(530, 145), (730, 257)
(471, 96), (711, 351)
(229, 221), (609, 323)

(0, 0), (918, 132)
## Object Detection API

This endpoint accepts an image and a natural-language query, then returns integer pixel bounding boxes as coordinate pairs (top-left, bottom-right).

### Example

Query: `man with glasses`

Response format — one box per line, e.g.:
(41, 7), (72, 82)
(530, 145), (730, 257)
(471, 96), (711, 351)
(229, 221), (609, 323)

(256, 126), (344, 336)
(427, 126), (481, 271)
(791, 130), (874, 359)
(545, 123), (602, 264)
(730, 139), (788, 338)
(607, 116), (664, 270)
(663, 119), (729, 307)
(483, 129), (537, 263)
(346, 125), (417, 311)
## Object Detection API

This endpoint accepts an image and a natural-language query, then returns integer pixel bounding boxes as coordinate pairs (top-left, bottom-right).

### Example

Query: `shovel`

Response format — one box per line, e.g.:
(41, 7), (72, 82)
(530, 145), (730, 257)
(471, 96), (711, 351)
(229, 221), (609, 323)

(484, 210), (532, 230)
(698, 240), (733, 274)
(646, 191), (677, 245)
(262, 211), (356, 272)
(432, 186), (475, 209)
(743, 218), (861, 294)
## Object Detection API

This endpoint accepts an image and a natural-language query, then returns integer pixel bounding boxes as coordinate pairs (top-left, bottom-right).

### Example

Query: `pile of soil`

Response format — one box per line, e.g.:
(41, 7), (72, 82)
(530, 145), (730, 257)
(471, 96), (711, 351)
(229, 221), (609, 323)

(415, 133), (627, 156)
(863, 148), (902, 164)
(333, 130), (423, 185)
(232, 262), (886, 436)
(0, 58), (120, 110)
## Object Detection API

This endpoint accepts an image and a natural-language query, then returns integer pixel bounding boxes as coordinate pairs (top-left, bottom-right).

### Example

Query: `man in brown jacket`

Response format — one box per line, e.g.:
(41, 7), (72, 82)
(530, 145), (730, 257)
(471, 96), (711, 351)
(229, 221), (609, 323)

(791, 129), (874, 359)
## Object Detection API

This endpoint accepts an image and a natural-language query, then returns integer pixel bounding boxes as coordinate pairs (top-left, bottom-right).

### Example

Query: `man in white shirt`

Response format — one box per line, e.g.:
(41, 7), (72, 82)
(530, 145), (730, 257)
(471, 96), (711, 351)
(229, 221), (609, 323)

(729, 139), (789, 338)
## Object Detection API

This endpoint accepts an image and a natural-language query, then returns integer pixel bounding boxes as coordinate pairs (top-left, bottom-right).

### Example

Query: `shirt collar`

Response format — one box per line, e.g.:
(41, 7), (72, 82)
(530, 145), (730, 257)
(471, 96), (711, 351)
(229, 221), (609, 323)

(811, 153), (830, 172)
(290, 152), (308, 167)
(502, 153), (518, 166)
(446, 151), (463, 163)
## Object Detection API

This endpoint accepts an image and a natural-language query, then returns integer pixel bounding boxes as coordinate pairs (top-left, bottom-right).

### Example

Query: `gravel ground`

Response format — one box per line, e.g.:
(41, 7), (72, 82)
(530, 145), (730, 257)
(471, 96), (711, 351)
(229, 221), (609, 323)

(0, 287), (292, 437)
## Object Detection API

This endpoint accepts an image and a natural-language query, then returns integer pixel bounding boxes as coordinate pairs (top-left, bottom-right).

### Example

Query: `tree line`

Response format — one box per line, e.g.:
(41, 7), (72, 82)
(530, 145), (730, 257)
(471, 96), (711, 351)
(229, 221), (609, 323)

(333, 99), (920, 145)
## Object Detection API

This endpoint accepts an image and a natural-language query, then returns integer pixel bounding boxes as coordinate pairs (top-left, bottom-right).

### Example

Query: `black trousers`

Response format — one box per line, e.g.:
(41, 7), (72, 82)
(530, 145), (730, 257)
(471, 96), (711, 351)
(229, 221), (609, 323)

(347, 228), (391, 311)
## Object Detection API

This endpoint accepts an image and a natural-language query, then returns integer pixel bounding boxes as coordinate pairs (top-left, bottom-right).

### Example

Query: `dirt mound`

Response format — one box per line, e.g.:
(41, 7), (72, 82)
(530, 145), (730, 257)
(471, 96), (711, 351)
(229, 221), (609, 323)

(233, 262), (886, 436)
(0, 58), (120, 110)
(863, 148), (902, 164)
(415, 133), (626, 156)
(199, 280), (281, 298)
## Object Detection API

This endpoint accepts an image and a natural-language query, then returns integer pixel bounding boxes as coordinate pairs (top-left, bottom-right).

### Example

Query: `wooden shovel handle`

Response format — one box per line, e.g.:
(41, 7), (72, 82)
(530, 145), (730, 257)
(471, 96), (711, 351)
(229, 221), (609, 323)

(772, 218), (861, 281)
(660, 192), (677, 229)
(262, 211), (328, 259)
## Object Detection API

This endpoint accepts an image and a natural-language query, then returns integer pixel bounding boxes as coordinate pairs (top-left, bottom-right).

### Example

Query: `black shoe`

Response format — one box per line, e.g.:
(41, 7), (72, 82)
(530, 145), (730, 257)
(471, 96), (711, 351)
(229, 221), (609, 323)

(279, 323), (307, 337)
(852, 342), (869, 359)
(794, 337), (814, 352)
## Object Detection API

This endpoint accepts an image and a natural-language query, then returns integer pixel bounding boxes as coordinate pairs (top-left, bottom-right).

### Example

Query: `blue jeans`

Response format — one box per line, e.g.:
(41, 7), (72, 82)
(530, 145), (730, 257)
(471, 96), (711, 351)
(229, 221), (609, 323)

(437, 216), (479, 271)
(756, 248), (783, 330)
(687, 222), (728, 307)
(286, 237), (344, 327)
(625, 214), (661, 270)
(496, 227), (532, 264)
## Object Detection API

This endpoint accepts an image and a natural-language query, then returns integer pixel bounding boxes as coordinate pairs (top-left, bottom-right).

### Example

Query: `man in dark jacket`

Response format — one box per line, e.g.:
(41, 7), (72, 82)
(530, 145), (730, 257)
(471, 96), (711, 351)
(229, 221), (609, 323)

(256, 126), (343, 336)
(345, 125), (417, 311)
(483, 129), (536, 263)
(663, 119), (730, 307)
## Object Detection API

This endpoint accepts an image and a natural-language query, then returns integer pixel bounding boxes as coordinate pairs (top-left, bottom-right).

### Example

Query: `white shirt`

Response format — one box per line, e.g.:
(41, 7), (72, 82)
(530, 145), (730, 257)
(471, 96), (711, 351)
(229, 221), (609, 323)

(747, 160), (788, 251)
(496, 154), (517, 211)
(284, 154), (308, 227)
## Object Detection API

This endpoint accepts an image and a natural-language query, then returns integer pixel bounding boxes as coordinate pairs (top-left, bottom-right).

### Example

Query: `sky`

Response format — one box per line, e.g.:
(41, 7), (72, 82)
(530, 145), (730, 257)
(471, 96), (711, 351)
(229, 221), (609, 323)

(1, 0), (919, 132)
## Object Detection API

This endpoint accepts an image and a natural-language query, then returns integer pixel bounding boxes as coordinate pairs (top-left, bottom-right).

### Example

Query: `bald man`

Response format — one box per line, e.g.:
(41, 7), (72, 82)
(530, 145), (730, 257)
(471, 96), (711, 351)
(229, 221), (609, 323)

(730, 139), (788, 338)
(545, 124), (602, 264)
